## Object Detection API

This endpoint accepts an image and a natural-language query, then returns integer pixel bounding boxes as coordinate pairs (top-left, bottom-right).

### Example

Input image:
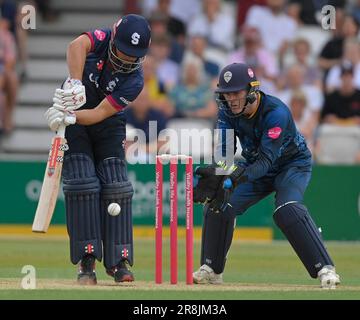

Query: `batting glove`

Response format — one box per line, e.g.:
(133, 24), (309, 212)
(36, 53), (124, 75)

(52, 77), (86, 111)
(45, 107), (76, 132)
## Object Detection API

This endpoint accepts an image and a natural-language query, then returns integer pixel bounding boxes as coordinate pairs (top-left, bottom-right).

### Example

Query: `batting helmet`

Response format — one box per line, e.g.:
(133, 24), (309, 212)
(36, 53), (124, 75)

(109, 14), (151, 73)
(215, 63), (260, 117)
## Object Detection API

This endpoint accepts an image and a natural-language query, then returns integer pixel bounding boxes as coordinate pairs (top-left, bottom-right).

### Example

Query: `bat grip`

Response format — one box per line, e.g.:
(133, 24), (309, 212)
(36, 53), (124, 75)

(56, 124), (66, 138)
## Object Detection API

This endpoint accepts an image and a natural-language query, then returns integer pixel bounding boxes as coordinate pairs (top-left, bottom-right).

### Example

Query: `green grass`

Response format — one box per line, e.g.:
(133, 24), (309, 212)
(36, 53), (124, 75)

(0, 237), (360, 300)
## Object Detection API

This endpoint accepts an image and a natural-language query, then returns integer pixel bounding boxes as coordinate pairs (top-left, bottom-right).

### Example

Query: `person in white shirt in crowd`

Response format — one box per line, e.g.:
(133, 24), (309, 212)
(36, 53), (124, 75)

(288, 90), (315, 152)
(188, 0), (236, 52)
(245, 0), (297, 67)
(228, 25), (279, 94)
(277, 64), (323, 138)
(141, 0), (201, 27)
(326, 38), (360, 93)
(150, 33), (180, 90)
(292, 38), (322, 87)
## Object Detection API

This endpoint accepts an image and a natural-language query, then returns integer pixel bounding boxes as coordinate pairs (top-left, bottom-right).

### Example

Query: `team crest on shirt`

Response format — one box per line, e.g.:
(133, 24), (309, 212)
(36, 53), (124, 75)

(248, 68), (254, 78)
(268, 127), (282, 139)
(94, 29), (106, 41)
(96, 60), (104, 71)
(224, 71), (232, 83)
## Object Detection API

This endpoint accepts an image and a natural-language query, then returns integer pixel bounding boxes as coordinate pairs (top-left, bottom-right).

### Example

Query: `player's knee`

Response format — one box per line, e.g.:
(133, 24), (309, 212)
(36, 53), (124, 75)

(273, 202), (308, 228)
(97, 157), (134, 200)
(62, 153), (100, 195)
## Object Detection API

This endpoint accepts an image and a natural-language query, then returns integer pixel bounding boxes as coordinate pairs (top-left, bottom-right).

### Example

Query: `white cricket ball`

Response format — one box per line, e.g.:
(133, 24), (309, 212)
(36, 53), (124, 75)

(108, 203), (121, 216)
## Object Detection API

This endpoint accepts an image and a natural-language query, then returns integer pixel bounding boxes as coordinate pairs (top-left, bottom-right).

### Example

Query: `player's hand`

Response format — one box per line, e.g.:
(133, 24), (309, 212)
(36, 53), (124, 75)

(53, 77), (86, 111)
(45, 107), (76, 132)
(193, 165), (226, 204)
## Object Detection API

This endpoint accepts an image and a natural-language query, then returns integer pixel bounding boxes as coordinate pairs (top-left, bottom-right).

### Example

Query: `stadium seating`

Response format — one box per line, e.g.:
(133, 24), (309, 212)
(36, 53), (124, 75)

(315, 124), (360, 164)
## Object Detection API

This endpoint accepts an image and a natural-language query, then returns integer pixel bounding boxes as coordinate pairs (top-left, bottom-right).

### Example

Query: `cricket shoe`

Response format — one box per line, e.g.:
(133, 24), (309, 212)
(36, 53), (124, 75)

(193, 264), (223, 284)
(106, 260), (134, 283)
(77, 255), (97, 285)
(318, 265), (340, 289)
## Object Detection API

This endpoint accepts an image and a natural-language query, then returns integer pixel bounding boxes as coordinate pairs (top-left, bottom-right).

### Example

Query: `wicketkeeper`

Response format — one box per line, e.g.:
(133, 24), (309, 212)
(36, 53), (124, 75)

(193, 63), (341, 289)
(44, 14), (151, 284)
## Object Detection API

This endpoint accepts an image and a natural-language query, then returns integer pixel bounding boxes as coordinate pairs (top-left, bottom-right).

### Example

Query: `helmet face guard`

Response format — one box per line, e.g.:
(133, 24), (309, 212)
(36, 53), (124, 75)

(108, 42), (145, 74)
(108, 15), (151, 74)
(216, 80), (260, 118)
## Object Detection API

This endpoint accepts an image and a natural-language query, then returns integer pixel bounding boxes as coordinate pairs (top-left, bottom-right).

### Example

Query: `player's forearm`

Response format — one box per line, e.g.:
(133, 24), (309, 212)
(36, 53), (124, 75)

(74, 99), (118, 125)
(74, 108), (107, 125)
(242, 154), (272, 182)
(67, 38), (89, 80)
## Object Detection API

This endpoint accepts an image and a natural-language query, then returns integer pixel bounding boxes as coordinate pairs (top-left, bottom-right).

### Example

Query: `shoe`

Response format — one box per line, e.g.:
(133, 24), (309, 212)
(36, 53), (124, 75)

(318, 265), (340, 289)
(193, 264), (223, 284)
(77, 255), (97, 285)
(106, 260), (134, 283)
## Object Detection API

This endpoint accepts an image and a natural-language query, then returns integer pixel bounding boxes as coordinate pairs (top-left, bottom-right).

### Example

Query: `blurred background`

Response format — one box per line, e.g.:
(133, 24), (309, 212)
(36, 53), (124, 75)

(0, 0), (359, 241)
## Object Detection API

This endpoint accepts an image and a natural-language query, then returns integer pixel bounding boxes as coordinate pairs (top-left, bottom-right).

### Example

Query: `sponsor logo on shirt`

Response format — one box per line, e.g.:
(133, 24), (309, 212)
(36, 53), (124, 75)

(119, 97), (130, 105)
(268, 127), (282, 139)
(94, 29), (106, 41)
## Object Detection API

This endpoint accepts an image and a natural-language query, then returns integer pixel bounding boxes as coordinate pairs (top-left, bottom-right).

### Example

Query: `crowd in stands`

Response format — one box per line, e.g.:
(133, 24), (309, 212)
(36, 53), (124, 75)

(1, 0), (359, 164)
(125, 0), (360, 164)
(0, 0), (57, 137)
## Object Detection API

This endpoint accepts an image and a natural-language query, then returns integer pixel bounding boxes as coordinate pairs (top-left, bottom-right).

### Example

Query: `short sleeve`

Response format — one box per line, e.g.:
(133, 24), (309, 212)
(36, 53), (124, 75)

(82, 29), (110, 53)
(107, 77), (144, 111)
(259, 110), (288, 163)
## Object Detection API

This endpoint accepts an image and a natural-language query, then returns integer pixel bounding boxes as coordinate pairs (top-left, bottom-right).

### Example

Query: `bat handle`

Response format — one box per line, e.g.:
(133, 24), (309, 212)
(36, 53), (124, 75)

(56, 124), (66, 138)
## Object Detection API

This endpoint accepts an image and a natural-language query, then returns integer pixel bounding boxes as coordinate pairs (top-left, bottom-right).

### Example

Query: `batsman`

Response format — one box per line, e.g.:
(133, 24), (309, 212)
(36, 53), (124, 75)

(193, 63), (341, 289)
(44, 14), (151, 284)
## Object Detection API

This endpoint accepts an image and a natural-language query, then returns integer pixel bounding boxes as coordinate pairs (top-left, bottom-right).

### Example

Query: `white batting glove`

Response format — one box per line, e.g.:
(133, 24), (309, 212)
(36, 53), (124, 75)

(53, 77), (86, 111)
(44, 107), (76, 132)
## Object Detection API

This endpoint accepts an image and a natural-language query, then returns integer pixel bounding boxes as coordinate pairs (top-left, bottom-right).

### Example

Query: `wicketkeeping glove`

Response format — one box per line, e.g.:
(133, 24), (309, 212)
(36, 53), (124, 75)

(193, 165), (225, 204)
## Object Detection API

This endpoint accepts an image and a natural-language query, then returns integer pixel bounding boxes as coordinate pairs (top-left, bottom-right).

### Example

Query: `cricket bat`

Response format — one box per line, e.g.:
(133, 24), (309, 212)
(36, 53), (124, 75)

(32, 124), (68, 233)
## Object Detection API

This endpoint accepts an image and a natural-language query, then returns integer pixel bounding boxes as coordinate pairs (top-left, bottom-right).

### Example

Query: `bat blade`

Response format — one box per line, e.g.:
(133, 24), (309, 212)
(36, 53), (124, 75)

(32, 128), (67, 233)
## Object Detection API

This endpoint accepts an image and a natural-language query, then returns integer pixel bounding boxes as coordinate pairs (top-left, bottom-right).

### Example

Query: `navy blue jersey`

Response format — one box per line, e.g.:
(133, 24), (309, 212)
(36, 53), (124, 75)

(81, 29), (144, 112)
(217, 92), (312, 181)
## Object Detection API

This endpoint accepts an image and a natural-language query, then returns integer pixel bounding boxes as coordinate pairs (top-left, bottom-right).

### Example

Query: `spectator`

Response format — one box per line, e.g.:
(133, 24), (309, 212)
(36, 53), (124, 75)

(228, 25), (279, 84)
(281, 38), (322, 88)
(0, 16), (17, 134)
(236, 0), (266, 28)
(318, 12), (357, 79)
(278, 64), (323, 133)
(184, 34), (220, 86)
(287, 0), (333, 25)
(150, 33), (180, 90)
(288, 89), (315, 151)
(148, 12), (184, 64)
(141, 0), (202, 27)
(149, 0), (186, 41)
(350, 0), (360, 25)
(326, 38), (360, 92)
(293, 38), (322, 87)
(321, 62), (360, 125)
(245, 0), (297, 65)
(142, 54), (174, 117)
(124, 86), (168, 161)
(169, 54), (217, 119)
(188, 0), (236, 52)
